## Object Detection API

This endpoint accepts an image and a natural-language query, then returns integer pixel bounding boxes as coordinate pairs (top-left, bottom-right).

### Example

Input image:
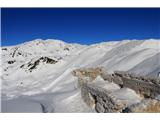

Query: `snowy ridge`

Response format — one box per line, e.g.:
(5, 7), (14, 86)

(1, 39), (160, 112)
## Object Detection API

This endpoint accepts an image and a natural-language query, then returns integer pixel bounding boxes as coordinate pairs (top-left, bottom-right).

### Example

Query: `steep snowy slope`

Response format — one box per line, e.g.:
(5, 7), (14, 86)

(128, 52), (160, 76)
(1, 39), (160, 112)
(91, 40), (160, 73)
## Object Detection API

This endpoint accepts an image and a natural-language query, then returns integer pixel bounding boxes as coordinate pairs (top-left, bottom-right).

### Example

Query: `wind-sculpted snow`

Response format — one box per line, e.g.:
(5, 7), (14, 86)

(88, 40), (145, 67)
(1, 39), (160, 112)
(128, 53), (160, 76)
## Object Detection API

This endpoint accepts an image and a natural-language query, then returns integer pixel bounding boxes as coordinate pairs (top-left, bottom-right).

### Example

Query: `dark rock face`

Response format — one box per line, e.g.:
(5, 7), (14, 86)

(17, 52), (22, 55)
(28, 60), (40, 72)
(64, 47), (70, 51)
(20, 57), (58, 72)
(38, 57), (58, 64)
(12, 47), (19, 58)
(20, 64), (24, 68)
(8, 60), (16, 64)
(2, 48), (7, 51)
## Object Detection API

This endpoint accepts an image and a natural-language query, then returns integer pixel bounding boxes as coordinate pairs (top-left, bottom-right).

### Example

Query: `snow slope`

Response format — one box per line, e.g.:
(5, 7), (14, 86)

(1, 39), (160, 112)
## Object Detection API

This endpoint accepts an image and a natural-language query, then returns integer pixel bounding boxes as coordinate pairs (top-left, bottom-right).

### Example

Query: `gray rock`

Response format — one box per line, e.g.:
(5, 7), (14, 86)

(95, 102), (105, 113)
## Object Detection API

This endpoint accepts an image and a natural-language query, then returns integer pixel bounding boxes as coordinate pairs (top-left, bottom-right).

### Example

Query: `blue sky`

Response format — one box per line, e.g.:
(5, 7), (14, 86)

(1, 8), (160, 46)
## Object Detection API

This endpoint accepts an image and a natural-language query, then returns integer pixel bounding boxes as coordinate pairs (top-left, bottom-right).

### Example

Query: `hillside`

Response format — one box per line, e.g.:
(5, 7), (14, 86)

(1, 39), (160, 112)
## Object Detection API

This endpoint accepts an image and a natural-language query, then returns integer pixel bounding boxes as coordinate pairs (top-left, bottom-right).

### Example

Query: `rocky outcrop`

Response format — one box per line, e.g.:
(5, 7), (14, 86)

(20, 57), (58, 72)
(73, 67), (160, 113)
(81, 83), (126, 113)
(2, 48), (7, 51)
(72, 67), (103, 87)
(111, 71), (160, 98)
(73, 67), (160, 98)
(7, 60), (16, 64)
(12, 47), (19, 58)
(72, 67), (103, 80)
(123, 99), (160, 113)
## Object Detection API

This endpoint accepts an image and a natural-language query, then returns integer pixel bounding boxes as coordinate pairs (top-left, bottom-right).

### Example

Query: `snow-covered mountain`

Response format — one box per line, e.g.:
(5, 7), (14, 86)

(1, 39), (160, 112)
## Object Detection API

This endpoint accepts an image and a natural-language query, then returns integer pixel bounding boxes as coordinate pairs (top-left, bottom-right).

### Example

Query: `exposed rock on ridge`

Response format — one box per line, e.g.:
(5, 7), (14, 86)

(73, 67), (160, 113)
